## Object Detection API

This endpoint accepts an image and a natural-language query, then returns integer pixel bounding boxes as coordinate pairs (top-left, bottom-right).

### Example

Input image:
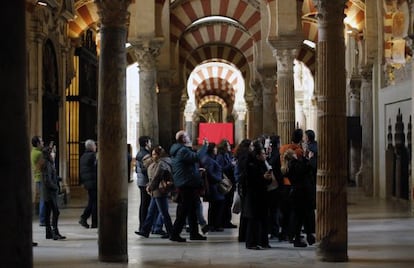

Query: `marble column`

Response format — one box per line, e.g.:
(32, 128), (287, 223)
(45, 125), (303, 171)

(0, 1), (32, 266)
(274, 48), (297, 145)
(245, 94), (254, 139)
(356, 65), (374, 196)
(133, 38), (163, 145)
(349, 73), (361, 185)
(95, 0), (131, 262)
(313, 0), (348, 262)
(260, 67), (278, 135)
(234, 110), (247, 145)
(251, 81), (263, 138)
(157, 71), (172, 148)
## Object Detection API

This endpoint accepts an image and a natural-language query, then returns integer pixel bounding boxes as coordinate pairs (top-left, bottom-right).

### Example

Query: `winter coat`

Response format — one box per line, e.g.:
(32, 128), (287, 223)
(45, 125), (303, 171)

(201, 153), (224, 201)
(216, 152), (235, 182)
(41, 159), (59, 202)
(147, 157), (173, 198)
(242, 157), (271, 219)
(136, 148), (151, 187)
(169, 143), (207, 188)
(80, 150), (97, 190)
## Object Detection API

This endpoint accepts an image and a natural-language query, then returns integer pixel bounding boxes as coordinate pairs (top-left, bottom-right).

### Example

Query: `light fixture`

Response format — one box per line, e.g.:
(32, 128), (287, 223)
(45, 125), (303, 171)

(37, 1), (47, 6)
(303, 40), (315, 48)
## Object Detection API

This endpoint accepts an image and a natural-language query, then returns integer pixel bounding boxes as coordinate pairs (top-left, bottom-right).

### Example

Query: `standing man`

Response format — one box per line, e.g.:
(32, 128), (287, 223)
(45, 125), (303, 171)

(31, 136), (45, 227)
(169, 130), (208, 242)
(79, 139), (98, 229)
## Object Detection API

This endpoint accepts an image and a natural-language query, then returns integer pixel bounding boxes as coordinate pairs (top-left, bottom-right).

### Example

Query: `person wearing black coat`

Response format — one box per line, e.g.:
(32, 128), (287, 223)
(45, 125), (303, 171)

(41, 147), (66, 240)
(242, 141), (272, 250)
(79, 139), (98, 229)
(281, 148), (315, 247)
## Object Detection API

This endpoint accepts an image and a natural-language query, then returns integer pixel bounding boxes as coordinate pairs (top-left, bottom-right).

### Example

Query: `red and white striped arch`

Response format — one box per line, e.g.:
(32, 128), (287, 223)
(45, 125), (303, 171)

(186, 61), (246, 117)
(298, 0), (365, 76)
(170, 0), (261, 43)
(195, 77), (235, 110)
(68, 2), (99, 38)
(179, 23), (254, 65)
(183, 44), (250, 82)
(198, 95), (228, 109)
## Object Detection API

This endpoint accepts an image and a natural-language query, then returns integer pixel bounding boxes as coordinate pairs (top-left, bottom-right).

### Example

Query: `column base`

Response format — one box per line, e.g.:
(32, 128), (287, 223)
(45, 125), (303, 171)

(317, 247), (348, 262)
(99, 254), (128, 263)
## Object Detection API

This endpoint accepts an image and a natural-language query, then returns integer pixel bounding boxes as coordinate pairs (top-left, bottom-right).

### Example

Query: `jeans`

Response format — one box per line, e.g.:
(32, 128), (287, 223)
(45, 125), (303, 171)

(36, 181), (45, 224)
(141, 196), (173, 235)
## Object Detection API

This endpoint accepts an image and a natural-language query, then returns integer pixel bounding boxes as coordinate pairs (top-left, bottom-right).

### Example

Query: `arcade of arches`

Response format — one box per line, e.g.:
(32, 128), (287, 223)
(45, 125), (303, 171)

(1, 0), (414, 266)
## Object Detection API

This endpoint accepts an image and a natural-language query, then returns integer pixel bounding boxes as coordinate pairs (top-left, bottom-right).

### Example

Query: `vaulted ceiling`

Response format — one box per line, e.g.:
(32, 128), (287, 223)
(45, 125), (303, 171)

(69, 0), (366, 110)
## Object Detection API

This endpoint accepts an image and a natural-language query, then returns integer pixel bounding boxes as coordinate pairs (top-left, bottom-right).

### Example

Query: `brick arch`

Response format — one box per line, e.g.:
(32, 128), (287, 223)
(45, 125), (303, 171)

(170, 0), (261, 43)
(68, 2), (99, 38)
(183, 44), (250, 82)
(194, 77), (235, 111)
(179, 22), (254, 68)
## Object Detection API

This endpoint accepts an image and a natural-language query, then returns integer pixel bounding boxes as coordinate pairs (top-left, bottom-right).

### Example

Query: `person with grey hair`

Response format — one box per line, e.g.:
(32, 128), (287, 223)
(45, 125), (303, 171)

(79, 139), (98, 228)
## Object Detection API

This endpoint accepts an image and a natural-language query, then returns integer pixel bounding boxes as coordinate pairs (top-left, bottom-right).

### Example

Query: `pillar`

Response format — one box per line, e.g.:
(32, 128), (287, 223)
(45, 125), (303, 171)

(313, 0), (348, 262)
(251, 80), (263, 138)
(234, 110), (247, 145)
(260, 67), (278, 135)
(349, 72), (361, 185)
(157, 71), (173, 148)
(0, 1), (32, 266)
(356, 65), (374, 196)
(273, 47), (297, 145)
(95, 0), (131, 262)
(133, 37), (163, 145)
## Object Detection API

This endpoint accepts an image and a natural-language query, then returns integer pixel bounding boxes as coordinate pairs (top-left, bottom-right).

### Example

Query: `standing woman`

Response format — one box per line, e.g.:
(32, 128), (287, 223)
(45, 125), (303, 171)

(216, 139), (237, 228)
(136, 146), (174, 238)
(41, 147), (66, 240)
(243, 141), (272, 250)
(201, 143), (225, 232)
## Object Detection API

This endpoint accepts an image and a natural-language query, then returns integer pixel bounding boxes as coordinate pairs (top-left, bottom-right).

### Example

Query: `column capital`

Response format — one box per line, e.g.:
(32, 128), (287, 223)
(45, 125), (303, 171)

(274, 49), (296, 74)
(268, 35), (302, 51)
(349, 72), (361, 92)
(359, 64), (373, 81)
(250, 79), (263, 103)
(95, 0), (131, 28)
(259, 68), (277, 95)
(132, 37), (164, 71)
(157, 70), (171, 91)
(312, 0), (347, 25)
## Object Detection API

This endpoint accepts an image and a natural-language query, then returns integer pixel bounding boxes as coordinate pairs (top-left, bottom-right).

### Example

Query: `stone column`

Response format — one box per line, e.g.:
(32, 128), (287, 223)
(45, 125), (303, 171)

(157, 71), (172, 148)
(260, 67), (278, 135)
(133, 37), (163, 145)
(95, 0), (131, 262)
(313, 0), (348, 262)
(234, 110), (247, 145)
(356, 65), (373, 196)
(0, 1), (32, 266)
(251, 81), (263, 138)
(349, 72), (361, 185)
(245, 94), (254, 139)
(273, 48), (297, 145)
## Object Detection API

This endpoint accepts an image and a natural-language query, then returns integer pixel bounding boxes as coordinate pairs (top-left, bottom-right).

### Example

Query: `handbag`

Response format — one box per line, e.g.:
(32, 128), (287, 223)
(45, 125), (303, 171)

(218, 173), (233, 194)
(158, 170), (174, 194)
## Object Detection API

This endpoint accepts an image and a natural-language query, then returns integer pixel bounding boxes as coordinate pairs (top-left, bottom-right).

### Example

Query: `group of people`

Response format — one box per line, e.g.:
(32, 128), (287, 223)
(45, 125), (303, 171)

(31, 127), (317, 251)
(31, 136), (98, 245)
(133, 128), (317, 250)
(235, 129), (317, 250)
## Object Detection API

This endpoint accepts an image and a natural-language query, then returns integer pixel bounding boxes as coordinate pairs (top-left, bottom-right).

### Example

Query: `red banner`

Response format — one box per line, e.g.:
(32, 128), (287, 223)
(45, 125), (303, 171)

(198, 123), (234, 145)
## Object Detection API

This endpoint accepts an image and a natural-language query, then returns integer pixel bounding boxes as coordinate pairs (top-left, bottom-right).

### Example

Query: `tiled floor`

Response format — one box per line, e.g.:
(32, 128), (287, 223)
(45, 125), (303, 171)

(33, 180), (414, 267)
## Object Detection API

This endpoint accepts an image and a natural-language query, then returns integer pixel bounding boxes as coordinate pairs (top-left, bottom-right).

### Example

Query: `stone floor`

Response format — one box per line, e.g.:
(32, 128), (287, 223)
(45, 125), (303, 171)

(33, 180), (414, 268)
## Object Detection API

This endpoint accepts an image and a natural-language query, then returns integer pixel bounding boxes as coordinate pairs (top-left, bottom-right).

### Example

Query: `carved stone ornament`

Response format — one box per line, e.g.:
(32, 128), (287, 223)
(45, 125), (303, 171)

(132, 38), (164, 71)
(95, 0), (131, 28)
(312, 0), (347, 21)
